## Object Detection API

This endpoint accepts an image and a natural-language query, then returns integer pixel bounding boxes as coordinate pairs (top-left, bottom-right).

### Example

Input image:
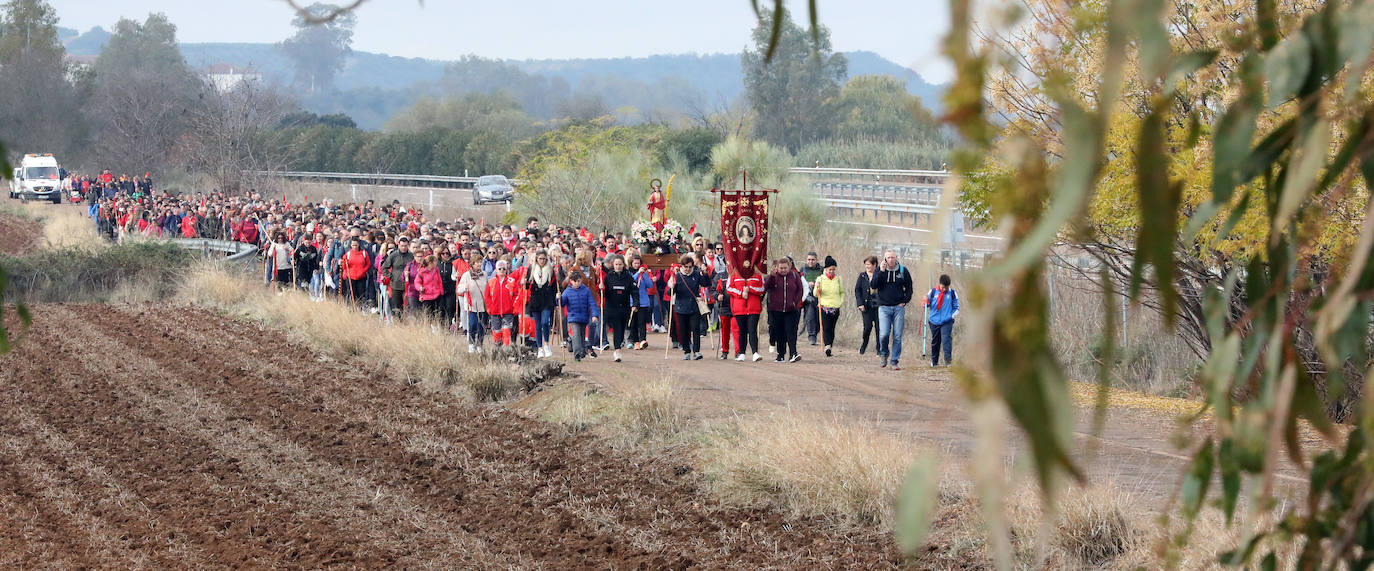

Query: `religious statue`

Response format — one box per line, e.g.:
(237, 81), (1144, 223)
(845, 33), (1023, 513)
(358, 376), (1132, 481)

(646, 175), (673, 230)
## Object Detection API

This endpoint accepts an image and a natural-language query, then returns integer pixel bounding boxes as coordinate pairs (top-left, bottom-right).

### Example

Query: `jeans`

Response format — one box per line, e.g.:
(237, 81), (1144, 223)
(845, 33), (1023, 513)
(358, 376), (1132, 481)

(930, 320), (954, 365)
(309, 270), (323, 299)
(803, 299), (820, 342)
(570, 322), (588, 358)
(878, 305), (906, 364)
(531, 307), (553, 348)
(467, 311), (487, 345)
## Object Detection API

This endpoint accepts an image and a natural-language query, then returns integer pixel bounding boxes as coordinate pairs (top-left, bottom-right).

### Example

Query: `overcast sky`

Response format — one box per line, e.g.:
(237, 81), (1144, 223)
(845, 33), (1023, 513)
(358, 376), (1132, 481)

(45, 0), (952, 83)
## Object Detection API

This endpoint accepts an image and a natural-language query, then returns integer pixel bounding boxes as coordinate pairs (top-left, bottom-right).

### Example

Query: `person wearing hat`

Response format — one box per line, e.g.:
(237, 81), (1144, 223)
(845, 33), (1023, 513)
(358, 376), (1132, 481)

(812, 255), (846, 357)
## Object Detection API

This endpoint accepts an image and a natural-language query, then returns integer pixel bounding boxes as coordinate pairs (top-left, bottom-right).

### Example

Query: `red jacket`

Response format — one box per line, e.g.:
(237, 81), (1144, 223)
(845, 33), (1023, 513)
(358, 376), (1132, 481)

(484, 275), (519, 315)
(180, 215), (197, 238)
(727, 274), (764, 315)
(341, 250), (370, 281)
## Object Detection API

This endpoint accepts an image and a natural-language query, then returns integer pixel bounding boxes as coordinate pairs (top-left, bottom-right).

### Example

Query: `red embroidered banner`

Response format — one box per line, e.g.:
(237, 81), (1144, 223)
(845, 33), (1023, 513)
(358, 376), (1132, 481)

(718, 190), (770, 279)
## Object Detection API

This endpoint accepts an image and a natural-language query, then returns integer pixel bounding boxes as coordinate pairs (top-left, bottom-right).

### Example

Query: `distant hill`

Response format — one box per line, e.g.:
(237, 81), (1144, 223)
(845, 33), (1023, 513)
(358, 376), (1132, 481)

(61, 27), (946, 129)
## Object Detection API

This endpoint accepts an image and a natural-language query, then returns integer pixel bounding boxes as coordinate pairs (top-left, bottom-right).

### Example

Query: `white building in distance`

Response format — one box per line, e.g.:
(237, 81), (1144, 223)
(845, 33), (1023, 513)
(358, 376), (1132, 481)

(203, 63), (262, 92)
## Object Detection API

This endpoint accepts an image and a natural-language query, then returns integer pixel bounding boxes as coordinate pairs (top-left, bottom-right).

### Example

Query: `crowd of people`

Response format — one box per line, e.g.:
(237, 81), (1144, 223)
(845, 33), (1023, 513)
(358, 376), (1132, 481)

(85, 183), (961, 370)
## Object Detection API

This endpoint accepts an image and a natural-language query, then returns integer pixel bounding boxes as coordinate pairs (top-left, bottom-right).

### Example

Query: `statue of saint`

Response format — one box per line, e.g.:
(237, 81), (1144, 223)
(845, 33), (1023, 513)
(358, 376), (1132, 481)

(647, 176), (672, 229)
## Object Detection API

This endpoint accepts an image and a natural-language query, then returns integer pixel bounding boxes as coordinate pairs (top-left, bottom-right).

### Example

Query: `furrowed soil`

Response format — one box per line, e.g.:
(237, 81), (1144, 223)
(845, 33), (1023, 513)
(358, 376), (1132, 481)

(0, 211), (41, 254)
(0, 303), (901, 569)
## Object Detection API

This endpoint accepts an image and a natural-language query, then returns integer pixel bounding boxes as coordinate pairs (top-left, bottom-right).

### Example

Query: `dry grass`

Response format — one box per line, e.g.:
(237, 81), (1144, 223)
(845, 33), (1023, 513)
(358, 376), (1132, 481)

(3, 202), (109, 252)
(614, 377), (685, 442)
(179, 262), (515, 396)
(702, 411), (919, 527)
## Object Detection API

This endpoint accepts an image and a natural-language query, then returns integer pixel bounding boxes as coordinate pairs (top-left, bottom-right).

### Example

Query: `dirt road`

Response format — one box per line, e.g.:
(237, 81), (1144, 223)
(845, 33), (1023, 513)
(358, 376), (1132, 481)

(0, 304), (900, 568)
(557, 330), (1308, 508)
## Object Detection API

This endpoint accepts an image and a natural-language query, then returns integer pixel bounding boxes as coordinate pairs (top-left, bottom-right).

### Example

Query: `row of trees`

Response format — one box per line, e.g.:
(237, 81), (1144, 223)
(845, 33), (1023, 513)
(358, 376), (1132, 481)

(0, 0), (294, 190)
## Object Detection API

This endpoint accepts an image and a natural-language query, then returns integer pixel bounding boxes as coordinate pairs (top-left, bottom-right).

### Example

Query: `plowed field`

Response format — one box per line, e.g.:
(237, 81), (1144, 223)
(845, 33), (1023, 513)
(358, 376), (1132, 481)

(0, 211), (40, 255)
(0, 304), (901, 568)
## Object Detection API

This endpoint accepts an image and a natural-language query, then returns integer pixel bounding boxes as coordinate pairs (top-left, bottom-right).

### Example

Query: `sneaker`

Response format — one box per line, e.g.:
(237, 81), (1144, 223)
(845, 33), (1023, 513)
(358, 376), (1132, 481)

(575, 356), (582, 362)
(693, 352), (703, 360)
(683, 354), (692, 360)
(718, 352), (726, 360)
(467, 343), (475, 354)
(768, 346), (775, 354)
(859, 346), (867, 355)
(775, 355), (785, 363)
(789, 354), (801, 363)
(735, 354), (746, 362)
(824, 346), (832, 357)
(613, 351), (622, 362)
(809, 338), (817, 346)
(880, 359), (888, 368)
(892, 362), (901, 371)
(752, 352), (762, 362)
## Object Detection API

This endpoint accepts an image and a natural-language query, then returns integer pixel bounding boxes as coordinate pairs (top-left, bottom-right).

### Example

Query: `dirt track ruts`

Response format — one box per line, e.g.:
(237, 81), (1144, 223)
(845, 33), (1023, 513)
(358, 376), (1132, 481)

(0, 303), (902, 569)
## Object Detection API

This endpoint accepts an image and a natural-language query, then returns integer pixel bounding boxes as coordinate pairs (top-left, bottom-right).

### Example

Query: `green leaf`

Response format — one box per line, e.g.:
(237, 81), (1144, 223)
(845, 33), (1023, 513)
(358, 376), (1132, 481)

(894, 452), (941, 555)
(1259, 552), (1277, 571)
(1264, 32), (1312, 107)
(1131, 101), (1181, 322)
(1257, 0), (1280, 50)
(1211, 55), (1262, 204)
(983, 102), (1099, 280)
(1219, 439), (1241, 522)
(1166, 50), (1219, 94)
(1271, 117), (1329, 240)
(764, 0), (785, 63)
(1182, 438), (1215, 518)
(1341, 0), (1374, 101)
(1219, 532), (1267, 566)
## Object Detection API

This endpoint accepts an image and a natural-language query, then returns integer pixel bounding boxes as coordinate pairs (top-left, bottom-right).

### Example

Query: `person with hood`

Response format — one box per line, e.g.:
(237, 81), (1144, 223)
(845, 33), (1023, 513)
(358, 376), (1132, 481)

(669, 255), (708, 360)
(869, 249), (914, 371)
(379, 237), (414, 321)
(456, 252), (489, 353)
(560, 270), (600, 362)
(601, 254), (635, 362)
(813, 255), (845, 357)
(763, 257), (806, 362)
(854, 255), (881, 355)
(484, 260), (519, 347)
(925, 274), (960, 367)
(727, 268), (765, 361)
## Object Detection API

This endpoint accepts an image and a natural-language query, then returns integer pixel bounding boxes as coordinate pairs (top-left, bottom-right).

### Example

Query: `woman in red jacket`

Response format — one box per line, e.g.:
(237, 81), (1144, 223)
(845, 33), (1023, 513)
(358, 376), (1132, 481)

(484, 260), (519, 347)
(340, 238), (371, 307)
(727, 270), (765, 361)
(415, 255), (443, 319)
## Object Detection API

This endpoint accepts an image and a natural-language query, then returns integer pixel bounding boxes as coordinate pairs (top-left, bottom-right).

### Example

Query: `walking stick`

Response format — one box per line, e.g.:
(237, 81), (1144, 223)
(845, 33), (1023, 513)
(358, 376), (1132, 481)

(664, 289), (675, 360)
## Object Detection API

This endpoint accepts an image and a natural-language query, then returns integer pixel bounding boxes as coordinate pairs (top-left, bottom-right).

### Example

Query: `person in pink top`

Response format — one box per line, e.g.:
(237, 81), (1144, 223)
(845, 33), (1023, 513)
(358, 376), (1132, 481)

(415, 255), (443, 319)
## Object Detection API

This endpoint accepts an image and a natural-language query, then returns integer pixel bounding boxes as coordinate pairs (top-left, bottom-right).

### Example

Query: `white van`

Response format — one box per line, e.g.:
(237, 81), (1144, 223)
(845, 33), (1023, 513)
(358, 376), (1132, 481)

(15, 154), (62, 203)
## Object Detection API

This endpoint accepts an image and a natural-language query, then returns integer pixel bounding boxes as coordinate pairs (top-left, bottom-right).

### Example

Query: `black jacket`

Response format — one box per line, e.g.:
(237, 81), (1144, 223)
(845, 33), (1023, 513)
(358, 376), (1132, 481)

(602, 269), (636, 317)
(670, 269), (708, 315)
(523, 265), (559, 313)
(855, 271), (878, 310)
(869, 264), (913, 306)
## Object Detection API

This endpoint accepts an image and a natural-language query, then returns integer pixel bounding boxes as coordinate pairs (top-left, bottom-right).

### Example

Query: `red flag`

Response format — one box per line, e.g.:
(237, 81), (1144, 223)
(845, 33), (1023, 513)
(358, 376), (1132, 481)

(719, 189), (771, 279)
(688, 223), (696, 235)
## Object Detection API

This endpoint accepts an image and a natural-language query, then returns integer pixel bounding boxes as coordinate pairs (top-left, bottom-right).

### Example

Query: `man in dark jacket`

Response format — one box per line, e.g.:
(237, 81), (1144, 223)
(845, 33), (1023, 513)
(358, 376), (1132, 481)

(801, 252), (823, 345)
(869, 249), (913, 371)
(380, 237), (414, 320)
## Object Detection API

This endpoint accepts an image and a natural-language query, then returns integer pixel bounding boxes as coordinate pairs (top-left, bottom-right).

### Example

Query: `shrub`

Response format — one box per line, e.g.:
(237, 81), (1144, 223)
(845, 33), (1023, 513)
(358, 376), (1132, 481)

(1, 242), (192, 302)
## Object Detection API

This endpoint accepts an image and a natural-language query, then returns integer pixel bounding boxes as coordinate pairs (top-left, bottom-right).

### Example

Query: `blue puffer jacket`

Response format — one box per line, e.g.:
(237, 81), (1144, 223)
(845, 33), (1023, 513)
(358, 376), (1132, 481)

(560, 283), (601, 324)
(635, 269), (654, 307)
(925, 287), (959, 325)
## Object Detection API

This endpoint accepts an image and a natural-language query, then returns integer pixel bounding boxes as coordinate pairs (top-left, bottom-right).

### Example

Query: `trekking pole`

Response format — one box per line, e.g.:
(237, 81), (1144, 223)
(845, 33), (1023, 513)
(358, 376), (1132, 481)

(664, 290), (675, 360)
